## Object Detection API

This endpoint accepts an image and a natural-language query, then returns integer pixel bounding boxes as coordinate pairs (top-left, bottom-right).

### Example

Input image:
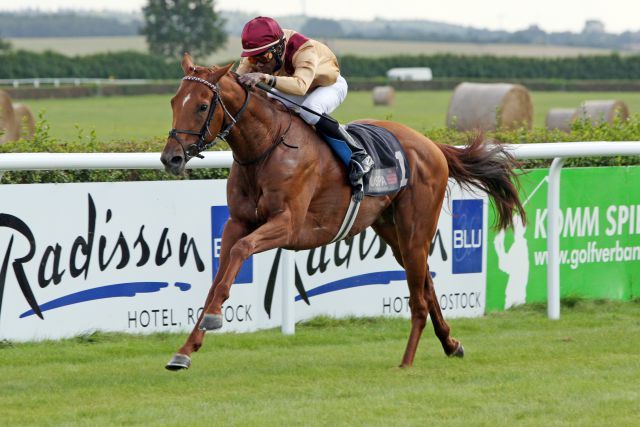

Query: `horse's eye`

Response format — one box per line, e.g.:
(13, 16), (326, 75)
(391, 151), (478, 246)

(199, 104), (208, 111)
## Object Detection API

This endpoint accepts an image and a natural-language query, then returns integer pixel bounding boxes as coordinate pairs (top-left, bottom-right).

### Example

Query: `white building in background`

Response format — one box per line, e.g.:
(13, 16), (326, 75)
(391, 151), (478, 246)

(387, 67), (433, 82)
(583, 20), (605, 34)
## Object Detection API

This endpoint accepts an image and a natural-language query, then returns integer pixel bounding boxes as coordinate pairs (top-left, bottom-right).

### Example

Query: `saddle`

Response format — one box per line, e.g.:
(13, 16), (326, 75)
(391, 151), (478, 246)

(324, 123), (411, 196)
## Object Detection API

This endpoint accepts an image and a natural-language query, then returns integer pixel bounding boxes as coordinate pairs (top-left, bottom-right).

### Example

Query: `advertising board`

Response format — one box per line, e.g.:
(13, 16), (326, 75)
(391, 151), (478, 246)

(486, 167), (640, 310)
(0, 179), (487, 341)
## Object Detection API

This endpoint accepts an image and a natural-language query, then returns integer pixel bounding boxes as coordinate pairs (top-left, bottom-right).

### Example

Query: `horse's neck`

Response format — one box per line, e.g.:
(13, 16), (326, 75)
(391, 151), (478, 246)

(221, 81), (284, 164)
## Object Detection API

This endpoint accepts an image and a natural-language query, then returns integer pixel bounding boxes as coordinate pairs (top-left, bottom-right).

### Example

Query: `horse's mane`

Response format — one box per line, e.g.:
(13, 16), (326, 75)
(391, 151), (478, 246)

(223, 69), (290, 114)
(186, 64), (292, 117)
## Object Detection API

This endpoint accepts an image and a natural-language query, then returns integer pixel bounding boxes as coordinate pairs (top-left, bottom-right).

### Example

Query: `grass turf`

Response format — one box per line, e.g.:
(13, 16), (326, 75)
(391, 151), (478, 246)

(1, 299), (638, 426)
(20, 90), (640, 143)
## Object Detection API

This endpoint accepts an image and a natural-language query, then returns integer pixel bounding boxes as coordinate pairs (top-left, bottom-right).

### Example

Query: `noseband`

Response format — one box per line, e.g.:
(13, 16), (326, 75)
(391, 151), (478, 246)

(169, 75), (251, 160)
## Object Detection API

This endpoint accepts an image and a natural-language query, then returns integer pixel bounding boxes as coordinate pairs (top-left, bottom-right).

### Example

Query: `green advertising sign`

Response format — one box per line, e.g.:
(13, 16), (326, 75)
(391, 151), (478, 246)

(486, 166), (640, 311)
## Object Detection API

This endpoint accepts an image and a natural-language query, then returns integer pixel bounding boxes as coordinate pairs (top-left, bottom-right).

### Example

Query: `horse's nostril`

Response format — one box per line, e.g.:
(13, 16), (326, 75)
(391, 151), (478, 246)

(170, 156), (184, 166)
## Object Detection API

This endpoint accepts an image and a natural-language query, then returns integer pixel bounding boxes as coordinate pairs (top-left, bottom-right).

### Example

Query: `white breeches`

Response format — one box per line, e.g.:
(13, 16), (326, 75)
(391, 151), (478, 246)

(269, 75), (348, 125)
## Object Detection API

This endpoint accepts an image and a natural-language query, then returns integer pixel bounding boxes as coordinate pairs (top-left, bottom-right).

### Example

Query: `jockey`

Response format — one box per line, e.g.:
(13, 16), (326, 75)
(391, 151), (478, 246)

(236, 16), (374, 190)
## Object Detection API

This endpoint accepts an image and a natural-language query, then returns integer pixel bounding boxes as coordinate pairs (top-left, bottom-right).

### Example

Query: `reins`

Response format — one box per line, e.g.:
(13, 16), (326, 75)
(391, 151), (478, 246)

(255, 82), (339, 126)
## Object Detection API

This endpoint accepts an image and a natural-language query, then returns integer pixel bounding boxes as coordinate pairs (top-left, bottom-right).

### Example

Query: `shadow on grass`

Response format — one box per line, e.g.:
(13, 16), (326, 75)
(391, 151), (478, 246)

(72, 330), (178, 345)
(74, 331), (106, 344)
(3, 299), (636, 348)
(0, 339), (14, 349)
(300, 315), (399, 329)
(485, 297), (628, 317)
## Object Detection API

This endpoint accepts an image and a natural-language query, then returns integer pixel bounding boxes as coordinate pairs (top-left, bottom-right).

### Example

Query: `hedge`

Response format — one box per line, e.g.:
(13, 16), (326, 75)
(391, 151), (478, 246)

(339, 53), (640, 80)
(0, 113), (226, 184)
(1, 50), (640, 81)
(1, 113), (639, 185)
(0, 50), (181, 80)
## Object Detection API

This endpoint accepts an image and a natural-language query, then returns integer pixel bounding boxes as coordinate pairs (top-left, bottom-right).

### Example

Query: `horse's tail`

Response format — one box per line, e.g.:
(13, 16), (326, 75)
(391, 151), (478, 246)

(437, 135), (526, 230)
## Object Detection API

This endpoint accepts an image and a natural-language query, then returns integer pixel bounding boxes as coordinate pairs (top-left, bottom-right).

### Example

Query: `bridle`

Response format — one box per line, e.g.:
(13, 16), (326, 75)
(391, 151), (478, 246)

(168, 75), (251, 160)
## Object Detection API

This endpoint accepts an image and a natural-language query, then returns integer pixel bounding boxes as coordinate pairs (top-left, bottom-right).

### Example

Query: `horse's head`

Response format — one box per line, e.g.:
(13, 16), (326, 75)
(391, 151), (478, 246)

(161, 53), (235, 175)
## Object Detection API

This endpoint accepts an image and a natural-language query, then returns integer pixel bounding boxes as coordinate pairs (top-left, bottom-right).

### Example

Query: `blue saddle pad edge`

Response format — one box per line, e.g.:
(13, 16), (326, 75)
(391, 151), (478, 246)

(320, 134), (352, 167)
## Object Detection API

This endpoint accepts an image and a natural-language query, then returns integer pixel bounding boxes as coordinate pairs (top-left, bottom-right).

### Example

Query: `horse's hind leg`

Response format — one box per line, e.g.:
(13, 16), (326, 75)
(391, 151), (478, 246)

(397, 242), (429, 367)
(424, 271), (464, 357)
(377, 218), (464, 360)
(374, 212), (429, 367)
(372, 216), (405, 268)
(376, 182), (462, 365)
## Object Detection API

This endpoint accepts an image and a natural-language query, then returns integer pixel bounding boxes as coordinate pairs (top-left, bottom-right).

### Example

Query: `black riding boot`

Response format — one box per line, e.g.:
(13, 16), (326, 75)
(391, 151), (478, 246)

(336, 125), (375, 184)
(315, 114), (374, 186)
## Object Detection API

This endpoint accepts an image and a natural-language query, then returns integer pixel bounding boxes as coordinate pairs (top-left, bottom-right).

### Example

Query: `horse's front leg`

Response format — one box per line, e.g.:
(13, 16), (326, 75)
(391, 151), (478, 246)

(200, 212), (293, 331)
(166, 219), (248, 370)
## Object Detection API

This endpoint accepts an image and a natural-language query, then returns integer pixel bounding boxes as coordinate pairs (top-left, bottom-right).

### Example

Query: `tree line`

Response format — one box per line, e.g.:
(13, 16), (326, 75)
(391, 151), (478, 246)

(1, 1), (227, 62)
(3, 8), (640, 52)
(333, 23), (640, 51)
(1, 1), (637, 80)
(0, 12), (140, 37)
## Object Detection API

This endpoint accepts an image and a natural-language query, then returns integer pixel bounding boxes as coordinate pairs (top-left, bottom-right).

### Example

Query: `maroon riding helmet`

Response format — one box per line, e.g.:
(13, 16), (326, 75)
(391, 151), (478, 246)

(240, 16), (285, 57)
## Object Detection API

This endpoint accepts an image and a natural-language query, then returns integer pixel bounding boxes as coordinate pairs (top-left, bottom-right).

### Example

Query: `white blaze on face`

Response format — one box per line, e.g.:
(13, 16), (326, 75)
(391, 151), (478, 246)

(182, 93), (191, 107)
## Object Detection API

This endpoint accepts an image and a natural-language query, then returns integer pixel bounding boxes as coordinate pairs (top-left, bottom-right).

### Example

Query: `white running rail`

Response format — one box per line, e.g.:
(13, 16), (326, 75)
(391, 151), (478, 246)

(0, 78), (153, 88)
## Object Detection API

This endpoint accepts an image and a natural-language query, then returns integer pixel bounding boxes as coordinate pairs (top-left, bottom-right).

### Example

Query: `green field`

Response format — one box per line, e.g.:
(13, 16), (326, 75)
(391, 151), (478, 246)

(9, 36), (616, 64)
(22, 90), (640, 143)
(1, 300), (638, 425)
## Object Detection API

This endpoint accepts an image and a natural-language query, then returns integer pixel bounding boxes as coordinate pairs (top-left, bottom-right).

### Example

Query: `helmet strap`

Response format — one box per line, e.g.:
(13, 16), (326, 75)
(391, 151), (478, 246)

(271, 38), (285, 73)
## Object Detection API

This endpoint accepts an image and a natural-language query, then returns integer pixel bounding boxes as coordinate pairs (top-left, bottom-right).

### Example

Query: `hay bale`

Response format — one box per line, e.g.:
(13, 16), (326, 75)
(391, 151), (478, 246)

(446, 82), (533, 131)
(372, 86), (395, 106)
(546, 108), (578, 131)
(0, 90), (17, 144)
(13, 104), (36, 140)
(576, 100), (629, 125)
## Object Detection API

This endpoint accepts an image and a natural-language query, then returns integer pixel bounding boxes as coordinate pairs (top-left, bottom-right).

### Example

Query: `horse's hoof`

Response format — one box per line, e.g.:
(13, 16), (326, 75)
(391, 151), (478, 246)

(165, 353), (191, 371)
(199, 313), (223, 331)
(450, 343), (465, 358)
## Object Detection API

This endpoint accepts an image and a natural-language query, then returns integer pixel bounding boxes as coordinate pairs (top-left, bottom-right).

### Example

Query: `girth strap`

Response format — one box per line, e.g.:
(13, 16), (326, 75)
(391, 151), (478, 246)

(330, 196), (362, 243)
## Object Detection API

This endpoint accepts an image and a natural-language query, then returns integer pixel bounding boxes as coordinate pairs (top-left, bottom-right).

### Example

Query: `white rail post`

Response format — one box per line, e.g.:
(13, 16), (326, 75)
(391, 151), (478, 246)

(280, 249), (295, 335)
(547, 157), (565, 320)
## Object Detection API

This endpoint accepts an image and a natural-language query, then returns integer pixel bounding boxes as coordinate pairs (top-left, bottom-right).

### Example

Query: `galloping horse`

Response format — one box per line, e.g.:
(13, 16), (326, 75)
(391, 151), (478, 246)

(161, 54), (525, 370)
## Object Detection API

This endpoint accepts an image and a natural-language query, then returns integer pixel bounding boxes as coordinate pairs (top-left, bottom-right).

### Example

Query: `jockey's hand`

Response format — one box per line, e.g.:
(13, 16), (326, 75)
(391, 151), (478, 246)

(238, 72), (266, 88)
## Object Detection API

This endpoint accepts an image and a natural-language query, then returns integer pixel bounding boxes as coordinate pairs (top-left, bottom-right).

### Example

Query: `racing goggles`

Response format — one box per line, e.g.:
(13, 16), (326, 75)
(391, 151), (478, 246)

(247, 50), (274, 64)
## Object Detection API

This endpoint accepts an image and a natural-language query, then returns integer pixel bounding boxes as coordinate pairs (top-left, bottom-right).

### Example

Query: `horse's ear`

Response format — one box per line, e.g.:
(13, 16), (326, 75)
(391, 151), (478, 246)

(181, 53), (196, 75)
(210, 63), (234, 83)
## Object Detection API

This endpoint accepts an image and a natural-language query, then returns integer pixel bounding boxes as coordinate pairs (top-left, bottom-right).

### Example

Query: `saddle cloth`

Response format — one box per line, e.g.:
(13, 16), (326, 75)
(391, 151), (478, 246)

(345, 123), (410, 196)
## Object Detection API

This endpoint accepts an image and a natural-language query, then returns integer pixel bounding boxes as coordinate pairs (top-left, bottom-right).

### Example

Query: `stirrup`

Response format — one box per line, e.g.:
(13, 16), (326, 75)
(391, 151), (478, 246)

(349, 155), (374, 184)
(351, 179), (364, 202)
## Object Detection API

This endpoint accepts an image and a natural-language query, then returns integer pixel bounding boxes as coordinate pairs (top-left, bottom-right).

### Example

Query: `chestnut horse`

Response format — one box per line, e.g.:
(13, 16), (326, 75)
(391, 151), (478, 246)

(160, 54), (525, 370)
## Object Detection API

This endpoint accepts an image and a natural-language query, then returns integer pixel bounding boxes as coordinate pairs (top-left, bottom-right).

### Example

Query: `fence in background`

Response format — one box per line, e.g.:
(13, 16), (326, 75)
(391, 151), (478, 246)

(0, 78), (153, 88)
